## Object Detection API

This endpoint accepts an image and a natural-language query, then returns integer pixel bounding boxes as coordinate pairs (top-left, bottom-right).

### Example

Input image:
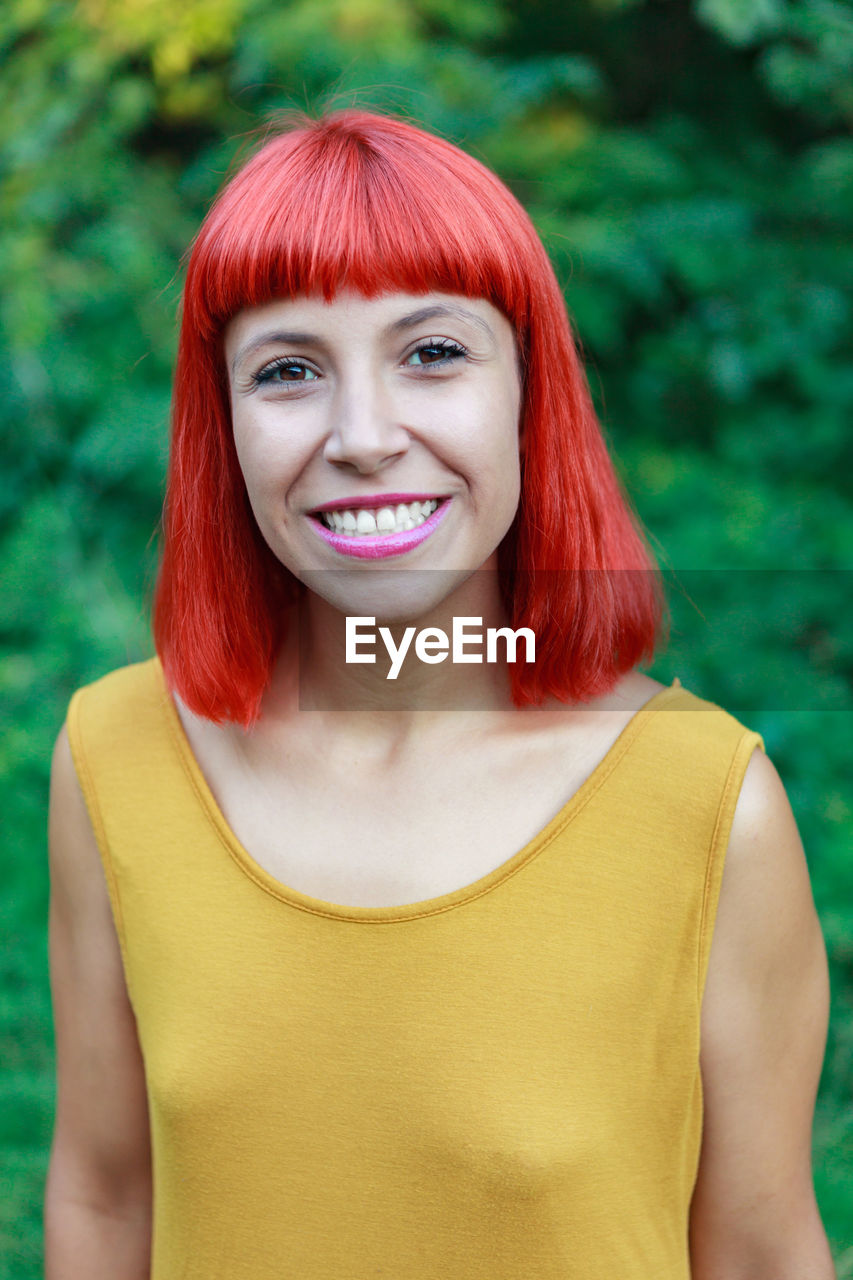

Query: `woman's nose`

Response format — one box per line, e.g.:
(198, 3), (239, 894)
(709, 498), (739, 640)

(322, 376), (410, 474)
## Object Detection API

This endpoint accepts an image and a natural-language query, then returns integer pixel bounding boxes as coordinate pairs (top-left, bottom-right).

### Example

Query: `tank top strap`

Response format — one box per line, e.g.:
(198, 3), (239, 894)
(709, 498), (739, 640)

(66, 656), (198, 1003)
(620, 678), (766, 997)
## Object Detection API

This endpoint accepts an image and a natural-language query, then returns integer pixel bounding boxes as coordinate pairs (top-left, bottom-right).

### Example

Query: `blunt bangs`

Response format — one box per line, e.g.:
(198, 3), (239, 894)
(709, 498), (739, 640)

(187, 112), (537, 342)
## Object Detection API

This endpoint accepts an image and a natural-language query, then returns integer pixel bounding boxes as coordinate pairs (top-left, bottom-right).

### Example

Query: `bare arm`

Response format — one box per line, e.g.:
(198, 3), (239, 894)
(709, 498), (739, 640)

(44, 722), (152, 1278)
(689, 746), (836, 1279)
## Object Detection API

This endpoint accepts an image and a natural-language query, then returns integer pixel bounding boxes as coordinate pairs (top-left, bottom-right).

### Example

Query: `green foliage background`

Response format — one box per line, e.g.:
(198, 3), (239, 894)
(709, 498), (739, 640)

(1, 0), (851, 1272)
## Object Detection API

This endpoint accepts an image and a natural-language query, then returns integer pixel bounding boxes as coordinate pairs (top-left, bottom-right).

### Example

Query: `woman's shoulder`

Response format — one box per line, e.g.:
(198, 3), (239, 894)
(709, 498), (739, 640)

(605, 670), (765, 744)
(66, 655), (167, 764)
(70, 654), (162, 705)
(535, 671), (766, 799)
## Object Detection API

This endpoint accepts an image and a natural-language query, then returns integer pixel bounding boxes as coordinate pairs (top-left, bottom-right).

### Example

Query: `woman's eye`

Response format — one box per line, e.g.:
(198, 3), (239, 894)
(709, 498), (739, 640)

(405, 340), (467, 368)
(253, 359), (319, 386)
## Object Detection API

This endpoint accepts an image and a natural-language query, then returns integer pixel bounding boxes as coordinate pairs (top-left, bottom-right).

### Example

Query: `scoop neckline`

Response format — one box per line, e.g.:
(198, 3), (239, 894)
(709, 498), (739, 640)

(153, 660), (684, 924)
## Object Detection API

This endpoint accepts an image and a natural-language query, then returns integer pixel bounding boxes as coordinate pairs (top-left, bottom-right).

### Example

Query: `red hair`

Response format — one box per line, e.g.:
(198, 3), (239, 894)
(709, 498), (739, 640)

(153, 108), (665, 725)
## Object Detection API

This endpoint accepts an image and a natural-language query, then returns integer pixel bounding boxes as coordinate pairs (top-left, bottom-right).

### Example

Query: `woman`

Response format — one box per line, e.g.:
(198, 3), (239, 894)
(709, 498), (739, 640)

(45, 109), (834, 1278)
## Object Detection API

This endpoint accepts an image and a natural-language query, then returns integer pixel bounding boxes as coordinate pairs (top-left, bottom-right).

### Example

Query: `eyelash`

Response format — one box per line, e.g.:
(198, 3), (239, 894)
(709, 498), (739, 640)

(251, 339), (469, 387)
(405, 339), (468, 368)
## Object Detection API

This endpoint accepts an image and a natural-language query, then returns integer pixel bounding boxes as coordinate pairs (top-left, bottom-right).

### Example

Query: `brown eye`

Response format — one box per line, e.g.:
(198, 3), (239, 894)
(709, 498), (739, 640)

(254, 359), (319, 385)
(405, 341), (467, 368)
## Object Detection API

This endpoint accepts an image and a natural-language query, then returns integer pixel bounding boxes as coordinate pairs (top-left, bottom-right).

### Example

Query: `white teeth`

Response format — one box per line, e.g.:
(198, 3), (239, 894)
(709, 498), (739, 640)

(319, 498), (440, 537)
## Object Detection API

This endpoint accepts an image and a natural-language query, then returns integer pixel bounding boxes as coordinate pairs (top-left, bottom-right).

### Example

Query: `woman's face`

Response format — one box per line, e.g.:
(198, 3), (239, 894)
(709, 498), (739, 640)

(224, 289), (523, 620)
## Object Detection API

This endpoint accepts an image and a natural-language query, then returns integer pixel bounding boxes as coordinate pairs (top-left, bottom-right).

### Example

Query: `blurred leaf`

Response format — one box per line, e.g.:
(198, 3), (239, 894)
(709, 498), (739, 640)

(696, 0), (784, 46)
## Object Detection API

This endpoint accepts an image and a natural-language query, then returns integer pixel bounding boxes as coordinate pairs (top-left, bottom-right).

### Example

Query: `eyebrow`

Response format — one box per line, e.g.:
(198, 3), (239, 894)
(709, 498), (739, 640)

(230, 304), (497, 374)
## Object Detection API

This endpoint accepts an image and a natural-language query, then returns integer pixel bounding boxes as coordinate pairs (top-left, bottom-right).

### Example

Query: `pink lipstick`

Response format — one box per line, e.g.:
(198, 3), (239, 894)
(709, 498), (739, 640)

(308, 498), (452, 560)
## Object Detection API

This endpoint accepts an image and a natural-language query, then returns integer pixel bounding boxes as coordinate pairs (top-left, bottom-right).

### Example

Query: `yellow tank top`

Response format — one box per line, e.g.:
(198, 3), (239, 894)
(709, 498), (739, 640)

(67, 657), (764, 1279)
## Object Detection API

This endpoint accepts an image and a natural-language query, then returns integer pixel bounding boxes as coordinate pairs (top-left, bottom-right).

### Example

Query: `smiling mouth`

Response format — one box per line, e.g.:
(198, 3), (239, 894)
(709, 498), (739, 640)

(311, 498), (442, 538)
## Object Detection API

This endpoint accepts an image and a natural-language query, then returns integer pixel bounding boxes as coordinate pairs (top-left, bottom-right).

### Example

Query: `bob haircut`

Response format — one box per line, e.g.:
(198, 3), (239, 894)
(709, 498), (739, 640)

(153, 108), (665, 726)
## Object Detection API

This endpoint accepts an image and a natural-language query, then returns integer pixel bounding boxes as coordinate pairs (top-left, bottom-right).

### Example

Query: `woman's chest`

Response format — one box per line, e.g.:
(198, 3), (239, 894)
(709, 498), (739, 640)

(215, 770), (581, 908)
(223, 806), (527, 908)
(174, 676), (665, 909)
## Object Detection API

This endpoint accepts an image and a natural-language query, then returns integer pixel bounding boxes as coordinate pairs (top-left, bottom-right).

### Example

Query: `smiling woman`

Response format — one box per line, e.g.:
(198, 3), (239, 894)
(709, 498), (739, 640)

(221, 289), (523, 621)
(45, 109), (834, 1280)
